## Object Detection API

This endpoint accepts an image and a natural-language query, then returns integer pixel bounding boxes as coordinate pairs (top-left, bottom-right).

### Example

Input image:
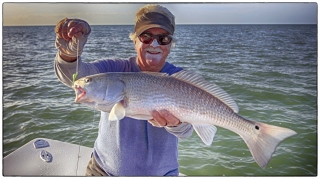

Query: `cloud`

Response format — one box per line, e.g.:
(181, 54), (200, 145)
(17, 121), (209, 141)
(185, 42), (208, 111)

(3, 3), (317, 26)
(3, 3), (137, 25)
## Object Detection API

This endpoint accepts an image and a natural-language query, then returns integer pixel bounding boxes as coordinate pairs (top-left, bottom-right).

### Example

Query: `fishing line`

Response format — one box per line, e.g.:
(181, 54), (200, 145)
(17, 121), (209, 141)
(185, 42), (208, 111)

(76, 108), (97, 176)
(74, 37), (97, 176)
(75, 38), (81, 176)
(72, 37), (98, 175)
(72, 39), (80, 85)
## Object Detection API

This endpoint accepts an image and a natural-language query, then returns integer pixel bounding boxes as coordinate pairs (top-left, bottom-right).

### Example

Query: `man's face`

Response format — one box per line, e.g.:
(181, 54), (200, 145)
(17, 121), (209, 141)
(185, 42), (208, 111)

(134, 28), (172, 72)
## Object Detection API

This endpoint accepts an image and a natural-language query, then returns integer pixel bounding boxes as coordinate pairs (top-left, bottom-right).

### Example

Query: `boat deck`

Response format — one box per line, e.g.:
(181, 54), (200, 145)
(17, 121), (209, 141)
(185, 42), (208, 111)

(4, 138), (93, 176)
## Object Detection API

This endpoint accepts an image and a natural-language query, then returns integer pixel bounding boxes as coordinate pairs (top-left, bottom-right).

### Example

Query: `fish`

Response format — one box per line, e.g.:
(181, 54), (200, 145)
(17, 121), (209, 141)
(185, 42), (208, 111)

(73, 70), (297, 168)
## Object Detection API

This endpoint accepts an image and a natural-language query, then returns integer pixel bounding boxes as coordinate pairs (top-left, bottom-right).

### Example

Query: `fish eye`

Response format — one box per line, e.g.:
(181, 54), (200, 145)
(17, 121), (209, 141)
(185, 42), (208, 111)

(84, 78), (91, 83)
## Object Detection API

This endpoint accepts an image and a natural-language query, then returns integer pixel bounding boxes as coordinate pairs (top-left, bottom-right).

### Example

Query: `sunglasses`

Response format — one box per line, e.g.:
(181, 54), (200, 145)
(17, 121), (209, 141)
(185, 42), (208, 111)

(138, 33), (172, 45)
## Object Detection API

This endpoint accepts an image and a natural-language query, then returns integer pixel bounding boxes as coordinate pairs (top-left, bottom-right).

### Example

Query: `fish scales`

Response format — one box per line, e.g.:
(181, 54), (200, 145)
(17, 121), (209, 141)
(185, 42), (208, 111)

(122, 73), (233, 126)
(73, 70), (296, 168)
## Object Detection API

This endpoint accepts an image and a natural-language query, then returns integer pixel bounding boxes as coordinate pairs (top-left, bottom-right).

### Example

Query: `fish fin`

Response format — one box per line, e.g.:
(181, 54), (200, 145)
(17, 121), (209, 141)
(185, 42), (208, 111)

(109, 102), (126, 121)
(193, 124), (217, 146)
(239, 120), (297, 168)
(172, 70), (239, 113)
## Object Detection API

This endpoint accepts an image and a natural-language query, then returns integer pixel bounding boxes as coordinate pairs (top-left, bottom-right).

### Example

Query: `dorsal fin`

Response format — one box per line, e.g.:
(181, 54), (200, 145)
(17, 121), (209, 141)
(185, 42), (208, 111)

(171, 70), (239, 113)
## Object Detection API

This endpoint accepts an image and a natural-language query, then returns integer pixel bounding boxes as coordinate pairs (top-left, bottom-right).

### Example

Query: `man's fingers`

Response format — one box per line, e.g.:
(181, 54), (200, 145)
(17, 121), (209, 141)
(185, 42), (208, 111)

(55, 18), (91, 42)
(57, 18), (71, 41)
(148, 119), (161, 128)
(159, 109), (180, 126)
(151, 110), (167, 127)
(55, 18), (67, 39)
(67, 20), (77, 38)
(149, 110), (181, 127)
(55, 18), (81, 41)
(68, 22), (84, 38)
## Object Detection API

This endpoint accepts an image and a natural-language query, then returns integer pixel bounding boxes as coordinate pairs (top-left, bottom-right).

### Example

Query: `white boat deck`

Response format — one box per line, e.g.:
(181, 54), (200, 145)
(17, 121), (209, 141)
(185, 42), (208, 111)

(3, 138), (93, 176)
(4, 138), (186, 176)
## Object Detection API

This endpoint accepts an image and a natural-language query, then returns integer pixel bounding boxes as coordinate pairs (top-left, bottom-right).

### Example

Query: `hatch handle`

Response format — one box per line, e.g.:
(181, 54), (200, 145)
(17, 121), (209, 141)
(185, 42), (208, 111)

(33, 139), (50, 149)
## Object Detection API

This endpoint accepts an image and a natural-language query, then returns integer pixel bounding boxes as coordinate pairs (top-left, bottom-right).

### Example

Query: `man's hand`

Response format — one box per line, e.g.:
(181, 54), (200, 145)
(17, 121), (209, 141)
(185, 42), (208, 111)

(54, 18), (91, 61)
(149, 109), (182, 127)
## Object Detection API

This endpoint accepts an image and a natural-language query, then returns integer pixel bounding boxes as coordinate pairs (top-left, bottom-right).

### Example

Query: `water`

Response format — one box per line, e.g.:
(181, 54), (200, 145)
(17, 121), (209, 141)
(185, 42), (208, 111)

(3, 25), (317, 176)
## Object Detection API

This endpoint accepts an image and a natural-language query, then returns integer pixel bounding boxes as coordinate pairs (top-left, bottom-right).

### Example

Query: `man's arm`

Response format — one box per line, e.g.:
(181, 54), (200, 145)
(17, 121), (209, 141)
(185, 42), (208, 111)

(54, 18), (98, 88)
(59, 51), (77, 62)
(54, 53), (99, 88)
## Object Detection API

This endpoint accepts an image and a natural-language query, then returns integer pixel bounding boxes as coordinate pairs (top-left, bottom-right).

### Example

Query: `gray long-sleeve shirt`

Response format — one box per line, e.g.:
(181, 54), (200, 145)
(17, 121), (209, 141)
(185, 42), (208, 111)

(54, 53), (193, 176)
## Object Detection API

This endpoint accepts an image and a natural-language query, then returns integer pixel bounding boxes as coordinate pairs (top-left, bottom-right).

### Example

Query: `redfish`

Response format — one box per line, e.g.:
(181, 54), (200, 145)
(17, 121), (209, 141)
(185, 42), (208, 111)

(73, 70), (296, 168)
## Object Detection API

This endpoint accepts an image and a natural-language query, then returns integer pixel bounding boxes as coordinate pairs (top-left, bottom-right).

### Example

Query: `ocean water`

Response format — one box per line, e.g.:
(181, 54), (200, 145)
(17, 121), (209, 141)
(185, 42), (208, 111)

(3, 25), (317, 176)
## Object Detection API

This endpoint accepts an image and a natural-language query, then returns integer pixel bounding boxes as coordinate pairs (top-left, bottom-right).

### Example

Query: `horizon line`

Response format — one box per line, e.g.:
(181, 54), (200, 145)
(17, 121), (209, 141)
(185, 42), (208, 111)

(3, 23), (317, 27)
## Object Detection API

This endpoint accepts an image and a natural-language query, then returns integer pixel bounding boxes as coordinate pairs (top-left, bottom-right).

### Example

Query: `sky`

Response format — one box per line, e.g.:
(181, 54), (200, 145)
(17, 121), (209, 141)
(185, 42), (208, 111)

(2, 2), (318, 26)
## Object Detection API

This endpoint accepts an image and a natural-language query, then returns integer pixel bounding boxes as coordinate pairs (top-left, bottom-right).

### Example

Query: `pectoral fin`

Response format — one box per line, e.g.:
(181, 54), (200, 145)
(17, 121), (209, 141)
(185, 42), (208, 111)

(193, 124), (217, 146)
(109, 102), (126, 121)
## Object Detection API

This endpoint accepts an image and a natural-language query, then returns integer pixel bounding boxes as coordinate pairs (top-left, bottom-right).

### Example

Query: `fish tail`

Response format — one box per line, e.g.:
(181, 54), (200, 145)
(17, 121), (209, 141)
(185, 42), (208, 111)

(240, 120), (296, 168)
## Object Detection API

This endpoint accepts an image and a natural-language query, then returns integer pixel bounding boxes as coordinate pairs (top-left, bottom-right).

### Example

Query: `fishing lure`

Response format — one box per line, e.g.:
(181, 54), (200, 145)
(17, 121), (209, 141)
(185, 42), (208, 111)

(72, 73), (78, 86)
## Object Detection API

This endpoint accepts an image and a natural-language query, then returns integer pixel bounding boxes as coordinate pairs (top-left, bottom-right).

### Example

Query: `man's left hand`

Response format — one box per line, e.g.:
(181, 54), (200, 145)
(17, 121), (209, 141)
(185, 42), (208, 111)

(149, 109), (181, 127)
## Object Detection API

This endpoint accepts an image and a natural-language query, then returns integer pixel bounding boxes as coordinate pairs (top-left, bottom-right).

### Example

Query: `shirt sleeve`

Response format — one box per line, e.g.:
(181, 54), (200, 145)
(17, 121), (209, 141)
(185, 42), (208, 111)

(165, 123), (194, 139)
(54, 53), (99, 88)
(54, 54), (139, 88)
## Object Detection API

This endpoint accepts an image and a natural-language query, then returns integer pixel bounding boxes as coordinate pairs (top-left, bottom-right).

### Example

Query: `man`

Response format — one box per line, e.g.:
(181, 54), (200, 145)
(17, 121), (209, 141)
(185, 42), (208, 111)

(54, 4), (193, 176)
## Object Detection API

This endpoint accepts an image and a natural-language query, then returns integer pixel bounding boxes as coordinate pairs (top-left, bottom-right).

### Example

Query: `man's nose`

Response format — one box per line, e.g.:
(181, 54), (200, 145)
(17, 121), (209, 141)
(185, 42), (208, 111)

(150, 39), (160, 47)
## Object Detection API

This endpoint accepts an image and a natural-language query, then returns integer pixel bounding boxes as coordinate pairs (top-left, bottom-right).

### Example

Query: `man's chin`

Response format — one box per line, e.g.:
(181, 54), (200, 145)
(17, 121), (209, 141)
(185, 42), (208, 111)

(146, 59), (166, 66)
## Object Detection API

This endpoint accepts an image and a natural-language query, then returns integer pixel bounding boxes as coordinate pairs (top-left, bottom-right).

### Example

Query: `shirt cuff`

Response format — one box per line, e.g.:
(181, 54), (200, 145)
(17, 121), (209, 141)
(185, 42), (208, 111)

(55, 52), (79, 67)
(165, 123), (193, 139)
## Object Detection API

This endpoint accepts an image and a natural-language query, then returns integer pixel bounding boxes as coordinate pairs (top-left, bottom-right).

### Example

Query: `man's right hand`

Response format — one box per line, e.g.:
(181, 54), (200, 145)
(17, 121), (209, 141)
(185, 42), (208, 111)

(54, 18), (91, 61)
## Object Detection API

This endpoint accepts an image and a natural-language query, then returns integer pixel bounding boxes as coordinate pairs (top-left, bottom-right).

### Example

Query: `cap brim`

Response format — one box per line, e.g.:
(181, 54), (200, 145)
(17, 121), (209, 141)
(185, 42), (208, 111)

(135, 24), (173, 36)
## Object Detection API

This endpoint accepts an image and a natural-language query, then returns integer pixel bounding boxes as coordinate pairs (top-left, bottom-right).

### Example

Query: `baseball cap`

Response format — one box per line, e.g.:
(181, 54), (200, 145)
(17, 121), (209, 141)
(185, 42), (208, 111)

(134, 12), (175, 36)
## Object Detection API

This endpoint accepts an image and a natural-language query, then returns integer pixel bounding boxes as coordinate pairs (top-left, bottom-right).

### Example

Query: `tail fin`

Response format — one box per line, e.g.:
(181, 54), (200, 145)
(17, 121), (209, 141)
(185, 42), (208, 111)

(240, 121), (297, 168)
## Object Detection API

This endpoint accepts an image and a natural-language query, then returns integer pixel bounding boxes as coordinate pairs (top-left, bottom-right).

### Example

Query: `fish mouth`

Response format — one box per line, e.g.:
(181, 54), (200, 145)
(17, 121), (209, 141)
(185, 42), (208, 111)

(74, 85), (86, 103)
